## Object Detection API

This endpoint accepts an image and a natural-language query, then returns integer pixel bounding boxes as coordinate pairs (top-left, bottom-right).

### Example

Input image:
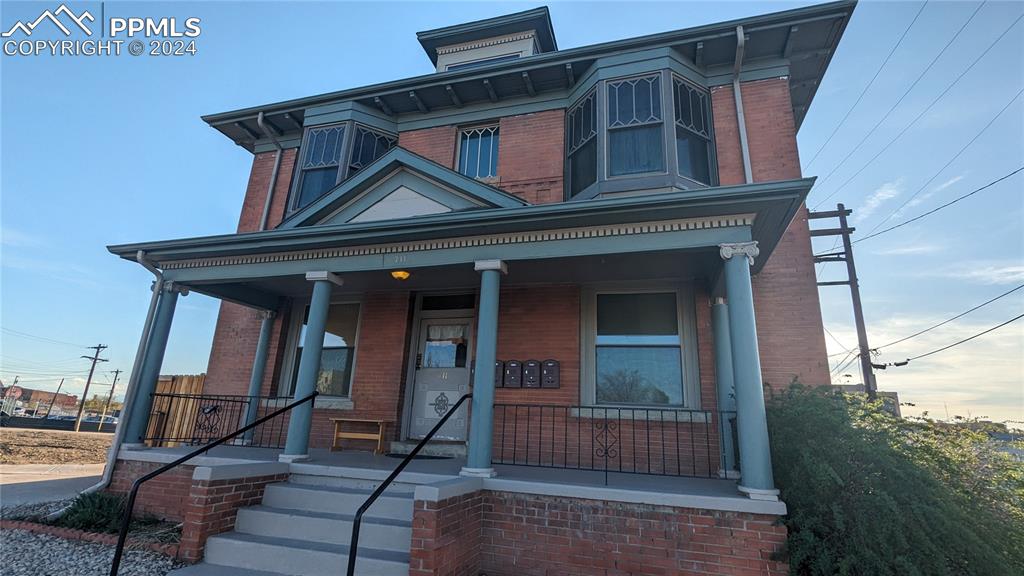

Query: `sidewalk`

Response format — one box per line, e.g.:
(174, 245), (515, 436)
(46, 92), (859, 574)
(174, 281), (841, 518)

(0, 463), (105, 507)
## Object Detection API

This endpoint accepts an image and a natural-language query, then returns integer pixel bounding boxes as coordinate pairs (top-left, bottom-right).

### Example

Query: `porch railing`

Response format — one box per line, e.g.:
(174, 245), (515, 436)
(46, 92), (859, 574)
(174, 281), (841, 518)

(144, 393), (295, 449)
(493, 404), (737, 481)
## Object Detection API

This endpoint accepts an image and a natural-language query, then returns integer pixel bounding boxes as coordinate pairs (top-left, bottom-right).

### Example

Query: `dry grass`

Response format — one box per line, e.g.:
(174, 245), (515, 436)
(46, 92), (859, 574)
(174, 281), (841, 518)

(0, 428), (112, 465)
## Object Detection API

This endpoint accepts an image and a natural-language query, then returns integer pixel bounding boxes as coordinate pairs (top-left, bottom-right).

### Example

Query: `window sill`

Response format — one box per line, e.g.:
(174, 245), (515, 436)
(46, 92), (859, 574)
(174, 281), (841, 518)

(260, 397), (354, 411)
(571, 406), (712, 423)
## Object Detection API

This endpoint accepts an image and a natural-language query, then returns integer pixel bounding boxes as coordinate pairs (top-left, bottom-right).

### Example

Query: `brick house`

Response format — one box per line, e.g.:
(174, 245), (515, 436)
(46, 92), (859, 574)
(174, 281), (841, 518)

(107, 2), (855, 574)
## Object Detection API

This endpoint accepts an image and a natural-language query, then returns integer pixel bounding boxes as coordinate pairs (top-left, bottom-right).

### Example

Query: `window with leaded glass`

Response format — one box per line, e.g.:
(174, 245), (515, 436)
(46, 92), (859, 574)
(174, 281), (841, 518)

(457, 125), (500, 179)
(673, 75), (713, 184)
(566, 89), (597, 197)
(606, 75), (665, 176)
(295, 124), (346, 211)
(348, 126), (396, 176)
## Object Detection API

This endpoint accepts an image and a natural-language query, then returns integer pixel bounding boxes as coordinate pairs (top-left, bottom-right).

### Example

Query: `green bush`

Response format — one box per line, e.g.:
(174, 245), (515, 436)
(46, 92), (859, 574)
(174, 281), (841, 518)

(767, 384), (1024, 576)
(53, 492), (131, 533)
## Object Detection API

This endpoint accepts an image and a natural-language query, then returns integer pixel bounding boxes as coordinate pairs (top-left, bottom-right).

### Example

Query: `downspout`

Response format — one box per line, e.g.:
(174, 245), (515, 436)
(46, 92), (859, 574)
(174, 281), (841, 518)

(257, 111), (283, 231)
(50, 251), (163, 515)
(732, 25), (753, 184)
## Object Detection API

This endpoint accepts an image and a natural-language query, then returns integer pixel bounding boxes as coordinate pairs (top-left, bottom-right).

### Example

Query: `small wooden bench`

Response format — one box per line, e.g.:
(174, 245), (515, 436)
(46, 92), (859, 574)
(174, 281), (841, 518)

(330, 418), (391, 454)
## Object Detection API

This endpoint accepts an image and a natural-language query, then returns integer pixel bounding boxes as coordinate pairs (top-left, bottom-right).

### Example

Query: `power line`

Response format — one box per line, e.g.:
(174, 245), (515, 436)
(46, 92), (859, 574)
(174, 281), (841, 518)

(811, 12), (1024, 209)
(853, 167), (1024, 244)
(803, 1), (931, 169)
(0, 327), (86, 348)
(874, 283), (1024, 351)
(806, 1), (985, 181)
(902, 312), (1024, 363)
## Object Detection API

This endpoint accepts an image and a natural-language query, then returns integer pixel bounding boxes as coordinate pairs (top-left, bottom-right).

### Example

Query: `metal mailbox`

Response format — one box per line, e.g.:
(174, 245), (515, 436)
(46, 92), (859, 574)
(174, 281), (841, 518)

(503, 360), (522, 388)
(495, 360), (504, 388)
(541, 359), (560, 388)
(523, 360), (541, 388)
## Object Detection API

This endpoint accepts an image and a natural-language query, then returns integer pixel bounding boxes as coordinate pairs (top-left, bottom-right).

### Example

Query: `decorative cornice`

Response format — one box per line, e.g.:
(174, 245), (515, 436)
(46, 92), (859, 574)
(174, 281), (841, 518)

(719, 241), (759, 266)
(161, 214), (755, 271)
(437, 31), (536, 56)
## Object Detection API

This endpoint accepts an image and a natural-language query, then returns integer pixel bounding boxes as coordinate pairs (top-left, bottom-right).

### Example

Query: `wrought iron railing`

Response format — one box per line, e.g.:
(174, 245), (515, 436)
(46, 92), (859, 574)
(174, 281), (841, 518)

(110, 392), (318, 576)
(346, 393), (472, 576)
(144, 393), (295, 449)
(493, 404), (737, 482)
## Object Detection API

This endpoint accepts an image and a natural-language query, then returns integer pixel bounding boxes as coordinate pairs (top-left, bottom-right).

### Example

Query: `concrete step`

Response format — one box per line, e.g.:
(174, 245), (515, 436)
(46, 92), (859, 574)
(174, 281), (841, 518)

(288, 472), (418, 493)
(203, 532), (409, 576)
(234, 505), (411, 551)
(389, 440), (466, 458)
(168, 564), (288, 576)
(261, 482), (413, 521)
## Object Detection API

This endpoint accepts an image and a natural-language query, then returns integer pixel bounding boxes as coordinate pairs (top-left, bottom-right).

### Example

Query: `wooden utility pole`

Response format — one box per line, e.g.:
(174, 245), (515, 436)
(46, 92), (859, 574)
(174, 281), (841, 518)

(98, 369), (121, 432)
(809, 203), (876, 399)
(74, 344), (108, 432)
(43, 378), (65, 419)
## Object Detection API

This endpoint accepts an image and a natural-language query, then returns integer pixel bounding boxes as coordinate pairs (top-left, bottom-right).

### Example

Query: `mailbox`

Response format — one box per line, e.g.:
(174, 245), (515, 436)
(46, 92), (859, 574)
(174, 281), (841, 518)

(495, 360), (504, 388)
(503, 360), (522, 388)
(541, 359), (560, 388)
(523, 360), (541, 388)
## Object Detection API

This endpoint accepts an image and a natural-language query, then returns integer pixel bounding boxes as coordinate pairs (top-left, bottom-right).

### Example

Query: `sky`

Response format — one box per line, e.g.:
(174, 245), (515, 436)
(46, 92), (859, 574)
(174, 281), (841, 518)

(1, 1), (1022, 425)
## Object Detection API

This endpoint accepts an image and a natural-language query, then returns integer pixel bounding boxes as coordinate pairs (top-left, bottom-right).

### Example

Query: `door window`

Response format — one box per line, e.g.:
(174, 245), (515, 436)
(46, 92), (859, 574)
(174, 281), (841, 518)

(421, 324), (468, 368)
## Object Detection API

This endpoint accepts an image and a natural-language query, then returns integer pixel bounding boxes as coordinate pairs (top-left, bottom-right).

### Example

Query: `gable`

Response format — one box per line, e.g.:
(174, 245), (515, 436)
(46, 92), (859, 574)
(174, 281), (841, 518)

(278, 147), (528, 229)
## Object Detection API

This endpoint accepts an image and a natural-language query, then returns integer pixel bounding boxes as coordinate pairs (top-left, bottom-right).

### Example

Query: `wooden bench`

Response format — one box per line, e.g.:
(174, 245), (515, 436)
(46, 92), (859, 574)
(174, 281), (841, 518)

(329, 418), (391, 454)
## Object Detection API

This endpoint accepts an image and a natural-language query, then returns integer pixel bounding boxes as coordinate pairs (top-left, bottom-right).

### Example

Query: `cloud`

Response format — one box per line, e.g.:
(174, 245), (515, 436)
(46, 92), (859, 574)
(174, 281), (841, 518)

(900, 173), (967, 214)
(1, 228), (45, 248)
(931, 261), (1024, 285)
(873, 243), (942, 256)
(855, 178), (903, 223)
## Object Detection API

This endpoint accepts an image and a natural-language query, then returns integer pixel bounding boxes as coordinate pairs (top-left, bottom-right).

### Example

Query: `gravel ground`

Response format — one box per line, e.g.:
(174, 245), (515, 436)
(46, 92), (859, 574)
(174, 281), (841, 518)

(0, 498), (73, 520)
(0, 429), (112, 465)
(0, 529), (180, 576)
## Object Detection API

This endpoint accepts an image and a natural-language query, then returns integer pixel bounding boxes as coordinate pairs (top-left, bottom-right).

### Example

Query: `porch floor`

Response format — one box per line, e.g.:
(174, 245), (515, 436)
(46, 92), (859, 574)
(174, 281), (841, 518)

(119, 445), (785, 514)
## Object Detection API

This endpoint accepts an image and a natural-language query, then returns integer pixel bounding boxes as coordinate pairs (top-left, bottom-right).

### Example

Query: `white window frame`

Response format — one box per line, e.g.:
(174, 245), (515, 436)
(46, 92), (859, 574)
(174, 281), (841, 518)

(278, 295), (365, 410)
(579, 282), (700, 409)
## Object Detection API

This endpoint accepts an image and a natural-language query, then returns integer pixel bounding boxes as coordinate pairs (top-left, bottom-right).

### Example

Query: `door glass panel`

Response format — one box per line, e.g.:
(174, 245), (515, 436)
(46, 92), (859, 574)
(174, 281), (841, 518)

(422, 324), (468, 368)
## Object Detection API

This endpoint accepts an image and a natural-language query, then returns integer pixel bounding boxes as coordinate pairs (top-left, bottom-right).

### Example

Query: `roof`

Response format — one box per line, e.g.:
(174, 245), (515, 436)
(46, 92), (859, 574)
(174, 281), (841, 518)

(203, 1), (856, 151)
(417, 7), (558, 65)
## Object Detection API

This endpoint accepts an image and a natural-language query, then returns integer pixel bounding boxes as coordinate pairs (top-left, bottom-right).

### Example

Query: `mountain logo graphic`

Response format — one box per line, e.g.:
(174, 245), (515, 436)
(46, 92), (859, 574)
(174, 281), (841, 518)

(2, 4), (95, 38)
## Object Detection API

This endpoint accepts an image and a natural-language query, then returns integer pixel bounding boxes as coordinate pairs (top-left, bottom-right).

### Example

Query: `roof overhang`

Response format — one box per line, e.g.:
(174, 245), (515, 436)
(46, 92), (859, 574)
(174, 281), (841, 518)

(109, 177), (815, 277)
(203, 1), (856, 151)
(417, 7), (558, 65)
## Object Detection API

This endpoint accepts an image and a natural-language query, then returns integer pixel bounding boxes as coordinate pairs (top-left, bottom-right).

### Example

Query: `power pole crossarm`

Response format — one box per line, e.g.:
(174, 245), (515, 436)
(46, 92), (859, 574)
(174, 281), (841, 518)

(75, 344), (108, 432)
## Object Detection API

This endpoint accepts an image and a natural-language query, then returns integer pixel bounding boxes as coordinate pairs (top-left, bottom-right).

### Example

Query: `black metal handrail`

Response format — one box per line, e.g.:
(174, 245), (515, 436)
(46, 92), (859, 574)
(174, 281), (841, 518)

(145, 393), (295, 449)
(346, 393), (471, 576)
(109, 391), (319, 576)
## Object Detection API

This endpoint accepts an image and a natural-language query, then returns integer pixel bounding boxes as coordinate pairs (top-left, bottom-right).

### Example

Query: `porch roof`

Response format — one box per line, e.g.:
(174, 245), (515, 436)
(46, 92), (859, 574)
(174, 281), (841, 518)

(109, 177), (813, 279)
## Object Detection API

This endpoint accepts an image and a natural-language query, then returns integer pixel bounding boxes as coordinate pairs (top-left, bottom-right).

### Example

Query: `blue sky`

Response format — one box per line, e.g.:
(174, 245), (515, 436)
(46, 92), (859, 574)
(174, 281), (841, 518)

(2, 1), (1022, 424)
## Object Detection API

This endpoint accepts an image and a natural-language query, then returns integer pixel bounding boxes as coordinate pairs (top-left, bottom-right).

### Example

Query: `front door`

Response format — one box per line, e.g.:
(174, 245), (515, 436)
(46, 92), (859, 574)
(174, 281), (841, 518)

(409, 319), (472, 440)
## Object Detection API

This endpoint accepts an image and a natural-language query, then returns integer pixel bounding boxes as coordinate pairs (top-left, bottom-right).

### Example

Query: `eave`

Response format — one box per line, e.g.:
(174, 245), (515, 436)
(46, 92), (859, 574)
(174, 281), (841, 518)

(108, 178), (815, 275)
(203, 1), (855, 151)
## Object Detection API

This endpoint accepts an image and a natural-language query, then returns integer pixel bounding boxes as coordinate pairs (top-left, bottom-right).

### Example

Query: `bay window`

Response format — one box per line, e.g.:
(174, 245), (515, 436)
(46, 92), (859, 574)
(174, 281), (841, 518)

(290, 123), (396, 212)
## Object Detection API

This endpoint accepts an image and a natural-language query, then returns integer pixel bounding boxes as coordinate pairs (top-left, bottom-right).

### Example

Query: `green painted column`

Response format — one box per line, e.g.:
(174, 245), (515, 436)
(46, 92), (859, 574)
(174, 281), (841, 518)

(720, 242), (778, 500)
(712, 297), (739, 477)
(123, 281), (182, 446)
(243, 310), (275, 443)
(281, 272), (339, 462)
(462, 260), (506, 477)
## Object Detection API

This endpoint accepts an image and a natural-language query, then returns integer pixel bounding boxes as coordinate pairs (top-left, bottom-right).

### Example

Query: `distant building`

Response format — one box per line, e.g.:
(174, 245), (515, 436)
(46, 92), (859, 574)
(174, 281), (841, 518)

(833, 383), (901, 417)
(3, 387), (79, 414)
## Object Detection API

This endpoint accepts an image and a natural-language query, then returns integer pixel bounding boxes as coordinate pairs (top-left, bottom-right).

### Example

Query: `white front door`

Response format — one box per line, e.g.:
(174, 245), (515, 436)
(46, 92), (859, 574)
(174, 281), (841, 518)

(409, 319), (472, 440)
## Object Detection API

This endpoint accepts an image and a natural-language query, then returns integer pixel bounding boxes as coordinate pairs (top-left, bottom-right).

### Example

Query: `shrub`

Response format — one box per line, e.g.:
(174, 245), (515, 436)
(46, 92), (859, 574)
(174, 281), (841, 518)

(52, 492), (153, 534)
(767, 384), (1023, 576)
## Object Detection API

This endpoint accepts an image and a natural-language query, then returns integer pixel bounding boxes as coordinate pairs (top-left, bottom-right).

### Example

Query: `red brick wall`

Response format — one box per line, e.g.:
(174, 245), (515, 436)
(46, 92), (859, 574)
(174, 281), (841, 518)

(497, 110), (565, 204)
(107, 458), (287, 562)
(711, 78), (830, 387)
(236, 148), (297, 233)
(399, 126), (458, 168)
(410, 492), (484, 576)
(411, 490), (788, 576)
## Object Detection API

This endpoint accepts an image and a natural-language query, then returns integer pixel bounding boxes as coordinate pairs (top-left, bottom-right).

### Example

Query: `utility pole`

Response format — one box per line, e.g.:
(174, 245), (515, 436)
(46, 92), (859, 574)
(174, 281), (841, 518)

(43, 378), (65, 419)
(98, 369), (121, 432)
(809, 203), (876, 399)
(74, 344), (108, 432)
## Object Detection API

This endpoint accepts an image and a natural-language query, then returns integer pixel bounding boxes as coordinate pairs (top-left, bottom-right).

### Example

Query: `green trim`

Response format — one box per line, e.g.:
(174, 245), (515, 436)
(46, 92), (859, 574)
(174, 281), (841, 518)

(277, 147), (527, 229)
(417, 7), (557, 65)
(322, 170), (484, 225)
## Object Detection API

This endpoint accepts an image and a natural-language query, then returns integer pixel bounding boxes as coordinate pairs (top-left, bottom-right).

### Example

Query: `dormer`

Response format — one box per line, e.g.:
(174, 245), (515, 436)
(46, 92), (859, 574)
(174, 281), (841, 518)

(417, 7), (558, 73)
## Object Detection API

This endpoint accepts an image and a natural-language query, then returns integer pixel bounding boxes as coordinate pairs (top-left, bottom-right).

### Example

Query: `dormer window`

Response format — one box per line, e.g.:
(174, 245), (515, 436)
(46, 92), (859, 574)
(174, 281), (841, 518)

(290, 122), (396, 212)
(566, 71), (716, 199)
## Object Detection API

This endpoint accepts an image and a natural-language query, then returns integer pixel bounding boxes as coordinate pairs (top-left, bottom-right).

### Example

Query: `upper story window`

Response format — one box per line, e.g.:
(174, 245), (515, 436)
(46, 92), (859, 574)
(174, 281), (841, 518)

(566, 71), (716, 199)
(457, 125), (500, 180)
(291, 123), (396, 212)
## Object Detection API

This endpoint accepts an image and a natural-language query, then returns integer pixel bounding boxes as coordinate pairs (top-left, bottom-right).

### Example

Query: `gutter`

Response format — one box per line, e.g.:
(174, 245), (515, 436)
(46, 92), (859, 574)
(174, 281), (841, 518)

(732, 25), (754, 184)
(50, 251), (164, 517)
(256, 111), (283, 231)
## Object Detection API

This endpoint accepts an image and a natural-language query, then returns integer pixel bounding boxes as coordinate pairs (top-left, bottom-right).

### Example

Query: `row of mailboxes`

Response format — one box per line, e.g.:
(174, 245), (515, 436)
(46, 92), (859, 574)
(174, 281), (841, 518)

(494, 360), (560, 388)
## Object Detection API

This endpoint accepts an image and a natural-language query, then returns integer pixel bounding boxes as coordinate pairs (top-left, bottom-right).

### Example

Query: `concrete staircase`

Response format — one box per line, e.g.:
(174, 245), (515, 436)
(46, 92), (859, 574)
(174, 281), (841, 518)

(169, 473), (418, 576)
